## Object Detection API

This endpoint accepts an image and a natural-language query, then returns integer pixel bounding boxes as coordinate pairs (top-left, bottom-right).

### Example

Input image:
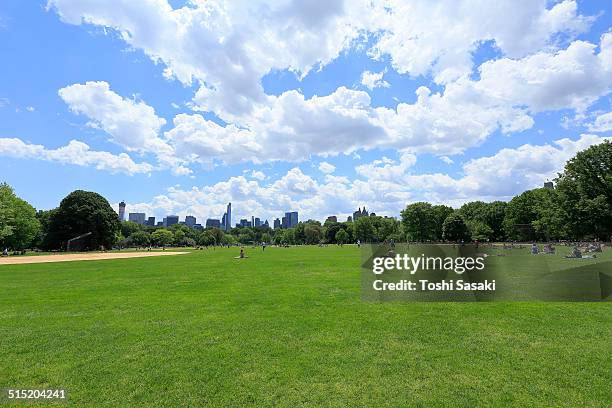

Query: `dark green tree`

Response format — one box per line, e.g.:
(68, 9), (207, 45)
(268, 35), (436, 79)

(431, 205), (454, 240)
(44, 190), (119, 250)
(442, 212), (469, 241)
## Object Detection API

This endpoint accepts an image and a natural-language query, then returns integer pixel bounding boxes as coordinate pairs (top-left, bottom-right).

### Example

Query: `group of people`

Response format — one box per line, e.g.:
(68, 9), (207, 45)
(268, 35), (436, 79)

(531, 243), (556, 254)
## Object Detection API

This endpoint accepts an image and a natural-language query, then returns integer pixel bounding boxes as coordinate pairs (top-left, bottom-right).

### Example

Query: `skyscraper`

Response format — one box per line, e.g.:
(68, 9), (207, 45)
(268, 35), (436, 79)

(118, 201), (126, 221)
(286, 211), (298, 228)
(185, 215), (196, 228)
(164, 215), (179, 227)
(128, 212), (146, 224)
(273, 218), (281, 229)
(147, 216), (156, 226)
(206, 219), (221, 228)
(226, 202), (232, 231)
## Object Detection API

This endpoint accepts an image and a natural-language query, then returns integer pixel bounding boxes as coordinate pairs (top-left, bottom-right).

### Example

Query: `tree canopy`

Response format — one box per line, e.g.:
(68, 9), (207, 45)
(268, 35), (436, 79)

(0, 183), (41, 250)
(44, 190), (120, 250)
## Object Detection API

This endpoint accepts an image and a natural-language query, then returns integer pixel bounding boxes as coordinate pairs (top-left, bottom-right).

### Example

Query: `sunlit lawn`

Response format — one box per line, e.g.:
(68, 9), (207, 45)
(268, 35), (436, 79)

(1, 245), (610, 406)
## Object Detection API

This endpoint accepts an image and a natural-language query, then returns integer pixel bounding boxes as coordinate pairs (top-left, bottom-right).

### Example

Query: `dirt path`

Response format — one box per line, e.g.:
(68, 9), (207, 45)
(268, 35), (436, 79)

(0, 251), (190, 265)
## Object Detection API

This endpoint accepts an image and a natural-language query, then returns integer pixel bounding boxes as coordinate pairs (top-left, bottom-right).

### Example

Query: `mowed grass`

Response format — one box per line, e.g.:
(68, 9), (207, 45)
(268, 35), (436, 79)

(0, 246), (610, 407)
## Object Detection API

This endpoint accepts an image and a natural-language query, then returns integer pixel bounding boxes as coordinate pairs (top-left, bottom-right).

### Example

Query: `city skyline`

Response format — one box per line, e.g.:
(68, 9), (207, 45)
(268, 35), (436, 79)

(1, 1), (611, 223)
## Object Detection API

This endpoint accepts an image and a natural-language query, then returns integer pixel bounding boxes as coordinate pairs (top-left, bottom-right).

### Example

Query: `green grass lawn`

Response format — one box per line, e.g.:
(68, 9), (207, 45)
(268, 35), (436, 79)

(1, 246), (610, 407)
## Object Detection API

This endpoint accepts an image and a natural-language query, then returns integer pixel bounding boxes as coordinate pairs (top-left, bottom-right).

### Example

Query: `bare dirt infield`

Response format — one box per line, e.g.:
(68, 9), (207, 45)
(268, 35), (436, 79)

(0, 251), (190, 265)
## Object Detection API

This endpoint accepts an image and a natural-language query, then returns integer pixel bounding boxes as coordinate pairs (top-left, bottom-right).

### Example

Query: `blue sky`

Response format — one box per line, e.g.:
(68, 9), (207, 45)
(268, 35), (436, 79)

(0, 0), (611, 224)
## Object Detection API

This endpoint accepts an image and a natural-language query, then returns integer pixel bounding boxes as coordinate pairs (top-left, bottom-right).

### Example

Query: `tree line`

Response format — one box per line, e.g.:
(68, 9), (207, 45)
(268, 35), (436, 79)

(1, 141), (610, 251)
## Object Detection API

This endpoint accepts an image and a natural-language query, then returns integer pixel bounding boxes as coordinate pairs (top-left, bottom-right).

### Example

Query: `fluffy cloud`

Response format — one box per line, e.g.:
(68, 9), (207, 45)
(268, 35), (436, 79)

(59, 81), (170, 155)
(48, 0), (593, 116)
(318, 162), (336, 174)
(371, 0), (592, 84)
(0, 138), (153, 175)
(360, 70), (389, 89)
(45, 1), (611, 173)
(125, 134), (608, 222)
(589, 111), (612, 133)
(250, 170), (266, 180)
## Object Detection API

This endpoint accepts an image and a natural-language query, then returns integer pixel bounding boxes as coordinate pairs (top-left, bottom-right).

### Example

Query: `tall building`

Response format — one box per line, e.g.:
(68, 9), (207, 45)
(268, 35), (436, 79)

(544, 181), (554, 189)
(118, 201), (126, 221)
(164, 215), (179, 227)
(185, 215), (196, 228)
(147, 216), (156, 226)
(221, 202), (232, 231)
(263, 219), (269, 228)
(206, 219), (221, 228)
(128, 212), (146, 225)
(353, 207), (369, 221)
(283, 211), (298, 228)
(326, 216), (337, 223)
(273, 218), (281, 229)
(254, 217), (261, 227)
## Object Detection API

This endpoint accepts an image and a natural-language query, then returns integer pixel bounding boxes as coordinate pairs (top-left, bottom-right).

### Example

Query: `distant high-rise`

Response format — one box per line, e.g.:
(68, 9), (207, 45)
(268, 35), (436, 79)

(221, 203), (232, 231)
(185, 215), (196, 228)
(128, 212), (146, 225)
(263, 219), (269, 228)
(118, 201), (126, 221)
(326, 216), (337, 223)
(164, 215), (179, 227)
(353, 207), (368, 221)
(254, 217), (261, 227)
(282, 211), (298, 228)
(147, 216), (156, 226)
(544, 181), (554, 189)
(273, 218), (281, 229)
(206, 219), (221, 228)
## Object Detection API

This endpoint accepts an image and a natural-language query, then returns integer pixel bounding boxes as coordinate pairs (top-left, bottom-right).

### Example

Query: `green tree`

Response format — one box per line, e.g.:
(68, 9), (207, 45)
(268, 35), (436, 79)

(335, 228), (349, 244)
(401, 202), (436, 241)
(129, 231), (151, 247)
(208, 228), (224, 245)
(467, 221), (493, 241)
(555, 140), (612, 239)
(197, 231), (215, 246)
(120, 221), (142, 238)
(261, 232), (272, 244)
(354, 216), (376, 242)
(442, 212), (469, 241)
(151, 229), (174, 247)
(485, 201), (508, 240)
(44, 190), (119, 250)
(431, 205), (454, 240)
(304, 223), (322, 244)
(221, 234), (238, 245)
(0, 183), (41, 250)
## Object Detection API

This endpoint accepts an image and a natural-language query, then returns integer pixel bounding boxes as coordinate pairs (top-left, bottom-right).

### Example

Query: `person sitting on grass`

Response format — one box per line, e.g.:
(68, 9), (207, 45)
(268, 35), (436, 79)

(565, 246), (582, 258)
(543, 243), (556, 254)
(531, 243), (539, 255)
(1, 248), (8, 257)
(235, 247), (249, 259)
